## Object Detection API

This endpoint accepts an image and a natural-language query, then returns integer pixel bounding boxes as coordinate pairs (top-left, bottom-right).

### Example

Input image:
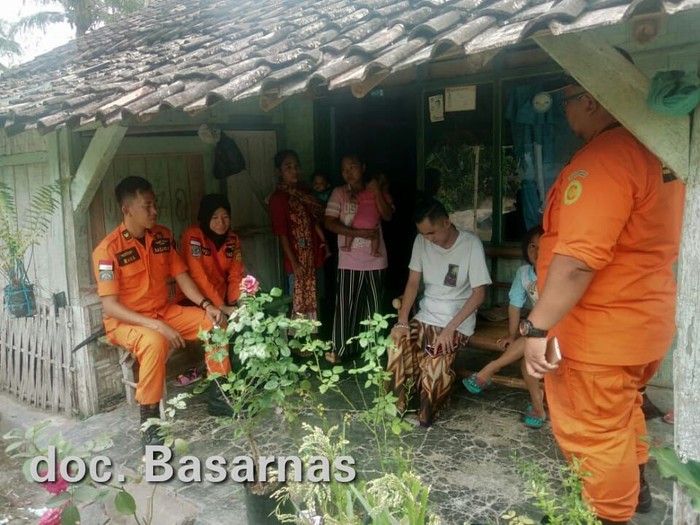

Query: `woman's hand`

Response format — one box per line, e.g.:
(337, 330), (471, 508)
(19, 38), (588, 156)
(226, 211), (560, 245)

(219, 305), (236, 317)
(204, 304), (224, 326)
(354, 228), (378, 240)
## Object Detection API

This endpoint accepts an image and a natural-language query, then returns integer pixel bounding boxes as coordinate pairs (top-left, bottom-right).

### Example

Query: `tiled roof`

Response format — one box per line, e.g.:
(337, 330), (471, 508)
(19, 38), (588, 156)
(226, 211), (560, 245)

(0, 0), (697, 135)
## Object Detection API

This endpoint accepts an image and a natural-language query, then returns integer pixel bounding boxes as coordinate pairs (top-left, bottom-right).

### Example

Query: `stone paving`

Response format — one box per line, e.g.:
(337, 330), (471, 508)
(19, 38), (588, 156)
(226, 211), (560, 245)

(0, 361), (675, 525)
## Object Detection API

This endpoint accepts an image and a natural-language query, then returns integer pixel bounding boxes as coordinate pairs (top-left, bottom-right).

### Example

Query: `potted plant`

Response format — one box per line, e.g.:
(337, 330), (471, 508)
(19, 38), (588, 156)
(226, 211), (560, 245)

(0, 181), (62, 317)
(198, 275), (327, 524)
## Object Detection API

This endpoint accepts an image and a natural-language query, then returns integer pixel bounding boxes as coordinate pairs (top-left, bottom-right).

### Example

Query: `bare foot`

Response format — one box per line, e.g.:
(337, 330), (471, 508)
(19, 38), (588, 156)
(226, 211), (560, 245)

(324, 352), (342, 364)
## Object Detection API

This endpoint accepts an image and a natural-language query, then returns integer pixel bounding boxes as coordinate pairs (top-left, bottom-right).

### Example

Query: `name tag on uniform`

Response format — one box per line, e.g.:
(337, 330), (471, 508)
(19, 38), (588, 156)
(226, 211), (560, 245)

(116, 248), (140, 266)
(152, 238), (171, 254)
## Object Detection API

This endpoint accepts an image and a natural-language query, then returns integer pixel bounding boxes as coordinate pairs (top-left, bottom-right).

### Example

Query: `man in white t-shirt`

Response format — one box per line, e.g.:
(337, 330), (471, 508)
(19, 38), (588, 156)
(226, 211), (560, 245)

(388, 198), (491, 427)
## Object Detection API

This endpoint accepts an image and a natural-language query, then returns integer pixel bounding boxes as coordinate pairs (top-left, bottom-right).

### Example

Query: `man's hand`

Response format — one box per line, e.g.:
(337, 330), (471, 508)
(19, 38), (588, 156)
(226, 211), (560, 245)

(204, 304), (224, 326)
(524, 337), (558, 378)
(390, 325), (409, 346)
(154, 320), (186, 349)
(434, 326), (456, 353)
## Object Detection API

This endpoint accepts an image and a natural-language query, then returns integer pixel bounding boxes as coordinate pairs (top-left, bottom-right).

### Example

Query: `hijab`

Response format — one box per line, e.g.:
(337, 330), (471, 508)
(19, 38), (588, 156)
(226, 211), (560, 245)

(197, 193), (231, 250)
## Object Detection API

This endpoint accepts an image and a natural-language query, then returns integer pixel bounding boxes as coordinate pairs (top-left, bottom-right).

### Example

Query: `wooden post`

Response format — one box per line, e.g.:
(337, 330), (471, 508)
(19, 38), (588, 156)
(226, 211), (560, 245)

(49, 128), (100, 416)
(71, 125), (126, 215)
(673, 105), (700, 524)
(534, 32), (690, 182)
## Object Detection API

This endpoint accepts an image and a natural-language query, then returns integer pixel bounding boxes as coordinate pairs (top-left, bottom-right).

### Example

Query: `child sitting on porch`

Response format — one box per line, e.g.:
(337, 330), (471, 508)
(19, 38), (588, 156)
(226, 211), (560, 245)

(462, 225), (546, 428)
(342, 171), (388, 257)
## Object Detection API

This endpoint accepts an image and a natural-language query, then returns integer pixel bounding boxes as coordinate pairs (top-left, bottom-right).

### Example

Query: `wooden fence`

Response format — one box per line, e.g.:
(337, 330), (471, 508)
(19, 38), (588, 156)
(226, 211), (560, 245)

(0, 299), (76, 414)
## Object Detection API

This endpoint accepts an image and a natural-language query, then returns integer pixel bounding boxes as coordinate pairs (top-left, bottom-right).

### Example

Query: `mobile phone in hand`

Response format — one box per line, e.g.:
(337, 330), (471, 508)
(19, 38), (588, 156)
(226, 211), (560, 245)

(545, 337), (561, 365)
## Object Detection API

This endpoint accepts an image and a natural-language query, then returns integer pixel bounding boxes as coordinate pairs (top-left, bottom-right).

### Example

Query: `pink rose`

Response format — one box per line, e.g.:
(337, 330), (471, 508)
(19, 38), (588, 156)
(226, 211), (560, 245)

(39, 507), (63, 525)
(240, 275), (260, 296)
(39, 468), (69, 495)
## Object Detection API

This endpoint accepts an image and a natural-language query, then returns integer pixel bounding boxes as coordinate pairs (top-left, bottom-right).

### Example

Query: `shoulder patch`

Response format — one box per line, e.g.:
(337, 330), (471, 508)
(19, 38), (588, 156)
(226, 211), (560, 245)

(225, 245), (234, 258)
(568, 169), (588, 181)
(190, 238), (202, 257)
(152, 238), (171, 254)
(563, 180), (583, 206)
(116, 248), (140, 266)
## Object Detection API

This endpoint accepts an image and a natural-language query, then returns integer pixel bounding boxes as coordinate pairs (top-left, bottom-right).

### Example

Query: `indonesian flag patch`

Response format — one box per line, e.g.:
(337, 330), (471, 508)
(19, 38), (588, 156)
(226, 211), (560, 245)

(190, 238), (202, 257)
(98, 259), (114, 281)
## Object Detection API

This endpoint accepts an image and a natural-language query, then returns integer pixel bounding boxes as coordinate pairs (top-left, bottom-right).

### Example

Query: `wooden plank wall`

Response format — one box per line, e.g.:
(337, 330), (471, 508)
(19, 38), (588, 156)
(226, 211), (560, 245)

(0, 130), (69, 301)
(0, 298), (76, 414)
(226, 130), (281, 291)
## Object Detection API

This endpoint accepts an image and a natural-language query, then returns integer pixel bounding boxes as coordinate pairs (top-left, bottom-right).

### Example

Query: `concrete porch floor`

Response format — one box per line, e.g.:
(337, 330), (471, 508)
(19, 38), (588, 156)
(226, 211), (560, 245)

(0, 363), (675, 525)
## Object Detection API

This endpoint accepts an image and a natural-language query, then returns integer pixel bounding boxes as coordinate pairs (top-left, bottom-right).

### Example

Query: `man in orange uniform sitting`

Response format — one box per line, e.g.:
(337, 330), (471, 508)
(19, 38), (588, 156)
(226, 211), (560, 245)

(92, 176), (232, 451)
(523, 70), (685, 524)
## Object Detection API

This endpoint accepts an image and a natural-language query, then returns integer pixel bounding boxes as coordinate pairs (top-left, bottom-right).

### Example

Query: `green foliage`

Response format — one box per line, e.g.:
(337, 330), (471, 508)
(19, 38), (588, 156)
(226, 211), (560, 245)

(198, 286), (328, 461)
(514, 456), (601, 525)
(3, 420), (143, 524)
(274, 313), (438, 524)
(12, 0), (146, 38)
(650, 444), (700, 511)
(425, 143), (493, 213)
(0, 180), (62, 286)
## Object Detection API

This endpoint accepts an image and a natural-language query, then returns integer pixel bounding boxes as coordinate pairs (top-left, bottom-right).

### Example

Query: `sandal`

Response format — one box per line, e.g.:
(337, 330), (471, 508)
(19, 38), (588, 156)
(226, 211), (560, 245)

(175, 367), (202, 386)
(524, 403), (546, 429)
(462, 373), (493, 394)
(324, 352), (342, 364)
(663, 410), (674, 425)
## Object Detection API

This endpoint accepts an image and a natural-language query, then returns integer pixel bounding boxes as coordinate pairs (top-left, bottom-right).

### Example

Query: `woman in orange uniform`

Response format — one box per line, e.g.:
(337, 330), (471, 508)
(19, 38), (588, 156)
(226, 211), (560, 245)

(180, 194), (244, 317)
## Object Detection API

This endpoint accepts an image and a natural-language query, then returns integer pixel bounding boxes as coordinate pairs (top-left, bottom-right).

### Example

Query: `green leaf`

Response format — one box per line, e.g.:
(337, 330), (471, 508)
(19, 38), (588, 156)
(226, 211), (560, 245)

(332, 366), (344, 374)
(60, 503), (80, 525)
(174, 438), (189, 455)
(264, 379), (279, 390)
(270, 287), (283, 297)
(72, 484), (100, 503)
(46, 491), (72, 508)
(114, 491), (137, 515)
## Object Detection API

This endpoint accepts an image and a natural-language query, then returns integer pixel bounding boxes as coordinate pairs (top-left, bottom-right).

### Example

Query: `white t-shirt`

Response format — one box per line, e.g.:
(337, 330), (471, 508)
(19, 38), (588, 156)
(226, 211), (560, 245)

(409, 227), (492, 336)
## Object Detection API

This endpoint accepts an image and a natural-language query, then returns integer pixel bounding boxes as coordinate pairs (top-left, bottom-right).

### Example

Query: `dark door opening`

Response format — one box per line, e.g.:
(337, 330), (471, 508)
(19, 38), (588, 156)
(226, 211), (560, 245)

(316, 88), (418, 314)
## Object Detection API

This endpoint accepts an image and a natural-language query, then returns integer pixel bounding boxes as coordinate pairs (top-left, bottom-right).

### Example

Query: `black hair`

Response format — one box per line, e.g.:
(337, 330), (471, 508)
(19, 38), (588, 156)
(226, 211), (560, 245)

(340, 152), (363, 165)
(273, 149), (300, 170)
(115, 176), (152, 206)
(414, 197), (449, 224)
(522, 225), (544, 263)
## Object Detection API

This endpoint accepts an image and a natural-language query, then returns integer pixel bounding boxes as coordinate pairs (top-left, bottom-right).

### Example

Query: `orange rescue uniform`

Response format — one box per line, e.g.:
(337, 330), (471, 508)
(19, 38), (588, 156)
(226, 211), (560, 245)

(179, 225), (244, 307)
(92, 223), (231, 405)
(537, 126), (685, 522)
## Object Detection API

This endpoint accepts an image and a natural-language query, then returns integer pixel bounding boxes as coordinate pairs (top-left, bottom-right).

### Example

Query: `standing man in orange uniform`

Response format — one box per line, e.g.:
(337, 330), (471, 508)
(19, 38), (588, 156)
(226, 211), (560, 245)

(523, 72), (685, 524)
(180, 193), (244, 317)
(92, 176), (232, 451)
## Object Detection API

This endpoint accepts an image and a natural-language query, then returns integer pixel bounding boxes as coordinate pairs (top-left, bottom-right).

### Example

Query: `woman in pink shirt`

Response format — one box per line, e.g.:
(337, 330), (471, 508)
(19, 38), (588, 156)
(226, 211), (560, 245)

(324, 154), (394, 363)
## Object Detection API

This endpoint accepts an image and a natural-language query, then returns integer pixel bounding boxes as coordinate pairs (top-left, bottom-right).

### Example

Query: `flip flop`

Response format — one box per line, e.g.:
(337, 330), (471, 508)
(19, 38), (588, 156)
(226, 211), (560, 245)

(462, 373), (493, 394)
(524, 403), (546, 429)
(175, 367), (202, 386)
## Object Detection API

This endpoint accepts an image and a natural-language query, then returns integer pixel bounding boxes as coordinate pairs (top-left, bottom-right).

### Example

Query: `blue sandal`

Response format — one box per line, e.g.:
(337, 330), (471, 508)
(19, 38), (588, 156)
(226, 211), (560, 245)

(462, 373), (493, 394)
(524, 403), (546, 429)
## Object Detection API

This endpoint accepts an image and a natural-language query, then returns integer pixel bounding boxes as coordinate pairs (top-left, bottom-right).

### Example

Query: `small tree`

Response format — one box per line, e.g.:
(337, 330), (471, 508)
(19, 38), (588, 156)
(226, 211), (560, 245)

(0, 180), (62, 316)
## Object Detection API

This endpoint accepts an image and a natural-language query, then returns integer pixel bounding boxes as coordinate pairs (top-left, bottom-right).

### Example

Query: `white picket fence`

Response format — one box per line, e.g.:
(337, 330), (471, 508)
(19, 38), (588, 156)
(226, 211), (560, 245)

(0, 299), (76, 414)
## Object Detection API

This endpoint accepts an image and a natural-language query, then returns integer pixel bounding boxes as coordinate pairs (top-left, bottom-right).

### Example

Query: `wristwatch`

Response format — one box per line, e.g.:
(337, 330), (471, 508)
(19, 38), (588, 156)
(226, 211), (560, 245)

(519, 319), (548, 338)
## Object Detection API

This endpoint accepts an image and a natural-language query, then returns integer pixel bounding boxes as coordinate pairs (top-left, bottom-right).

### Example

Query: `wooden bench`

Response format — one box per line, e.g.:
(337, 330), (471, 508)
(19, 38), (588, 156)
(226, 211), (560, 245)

(98, 336), (174, 418)
(393, 245), (531, 390)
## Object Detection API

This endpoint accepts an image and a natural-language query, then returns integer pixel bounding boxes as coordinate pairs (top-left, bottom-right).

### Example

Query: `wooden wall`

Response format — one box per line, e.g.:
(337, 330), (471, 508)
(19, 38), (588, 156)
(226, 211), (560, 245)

(0, 130), (69, 301)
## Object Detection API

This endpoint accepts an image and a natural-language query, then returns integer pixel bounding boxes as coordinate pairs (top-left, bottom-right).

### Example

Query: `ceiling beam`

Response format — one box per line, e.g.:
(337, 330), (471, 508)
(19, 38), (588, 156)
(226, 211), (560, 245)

(71, 125), (127, 214)
(534, 32), (690, 181)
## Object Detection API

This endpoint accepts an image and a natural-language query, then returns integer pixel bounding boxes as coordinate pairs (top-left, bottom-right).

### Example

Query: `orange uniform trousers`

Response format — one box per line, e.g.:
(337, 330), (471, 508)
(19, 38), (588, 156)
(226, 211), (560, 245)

(544, 357), (662, 522)
(106, 303), (231, 405)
